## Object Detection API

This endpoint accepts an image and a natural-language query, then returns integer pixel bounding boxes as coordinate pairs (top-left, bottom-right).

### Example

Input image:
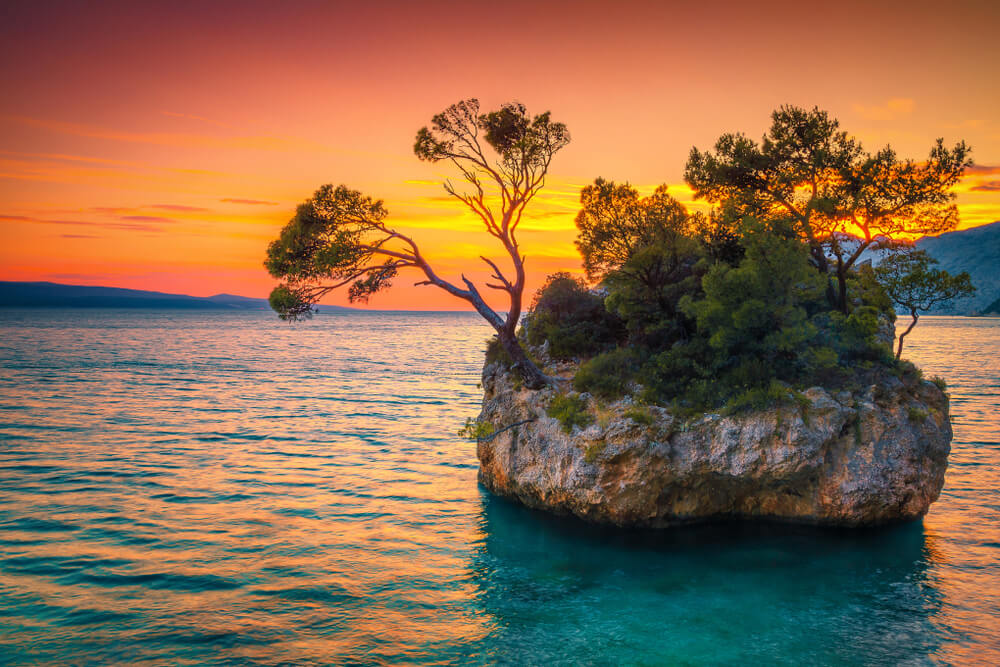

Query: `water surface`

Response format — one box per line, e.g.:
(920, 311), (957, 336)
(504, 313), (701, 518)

(0, 311), (997, 664)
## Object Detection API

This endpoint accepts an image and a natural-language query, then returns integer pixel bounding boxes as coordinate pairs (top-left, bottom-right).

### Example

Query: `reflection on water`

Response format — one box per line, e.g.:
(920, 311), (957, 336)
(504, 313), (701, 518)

(471, 494), (943, 664)
(0, 311), (996, 664)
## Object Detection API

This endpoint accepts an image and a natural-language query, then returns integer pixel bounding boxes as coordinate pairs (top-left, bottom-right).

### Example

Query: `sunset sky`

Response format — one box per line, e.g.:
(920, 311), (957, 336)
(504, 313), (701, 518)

(2, 0), (998, 310)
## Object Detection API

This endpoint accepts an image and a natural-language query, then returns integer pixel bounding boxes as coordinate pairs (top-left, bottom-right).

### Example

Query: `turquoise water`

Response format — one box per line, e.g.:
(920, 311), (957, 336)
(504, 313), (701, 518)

(0, 311), (997, 665)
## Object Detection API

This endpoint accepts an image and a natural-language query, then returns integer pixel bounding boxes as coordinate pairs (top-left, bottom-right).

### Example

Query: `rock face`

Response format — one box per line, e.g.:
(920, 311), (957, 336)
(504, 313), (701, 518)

(476, 361), (952, 527)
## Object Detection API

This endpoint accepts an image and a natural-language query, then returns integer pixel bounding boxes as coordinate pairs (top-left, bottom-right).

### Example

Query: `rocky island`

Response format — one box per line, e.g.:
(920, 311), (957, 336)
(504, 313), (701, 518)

(476, 355), (951, 527)
(263, 102), (969, 529)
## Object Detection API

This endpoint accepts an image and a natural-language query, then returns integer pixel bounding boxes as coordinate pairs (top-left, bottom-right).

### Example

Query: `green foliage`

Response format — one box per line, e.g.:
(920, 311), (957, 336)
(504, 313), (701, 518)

(573, 348), (641, 399)
(268, 284), (314, 321)
(414, 99), (569, 168)
(583, 440), (607, 464)
(547, 393), (593, 433)
(930, 375), (948, 392)
(623, 405), (655, 426)
(876, 250), (976, 314)
(523, 273), (622, 360)
(458, 417), (495, 441)
(603, 235), (707, 350)
(876, 249), (976, 358)
(574, 179), (694, 283)
(265, 184), (393, 319)
(485, 336), (512, 366)
(684, 105), (971, 311)
(907, 407), (929, 423)
(683, 222), (825, 385)
(724, 381), (797, 414)
(613, 222), (896, 412)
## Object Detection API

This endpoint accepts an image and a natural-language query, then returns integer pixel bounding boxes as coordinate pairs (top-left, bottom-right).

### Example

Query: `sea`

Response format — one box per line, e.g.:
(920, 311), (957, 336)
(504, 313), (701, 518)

(0, 310), (997, 665)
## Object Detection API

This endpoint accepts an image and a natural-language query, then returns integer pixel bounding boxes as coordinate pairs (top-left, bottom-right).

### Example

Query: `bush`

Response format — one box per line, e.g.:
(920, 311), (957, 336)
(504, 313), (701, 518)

(602, 236), (706, 351)
(907, 407), (929, 423)
(573, 347), (641, 399)
(547, 393), (593, 433)
(624, 405), (655, 426)
(524, 273), (622, 360)
(725, 381), (795, 414)
(583, 440), (607, 463)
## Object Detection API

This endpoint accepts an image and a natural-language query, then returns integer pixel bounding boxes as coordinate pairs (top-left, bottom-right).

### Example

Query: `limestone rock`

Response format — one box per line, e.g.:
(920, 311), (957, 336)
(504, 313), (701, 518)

(476, 361), (951, 527)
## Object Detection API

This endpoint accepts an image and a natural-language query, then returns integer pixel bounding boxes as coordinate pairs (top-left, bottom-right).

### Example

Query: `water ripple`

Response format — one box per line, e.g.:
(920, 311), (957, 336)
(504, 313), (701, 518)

(0, 310), (996, 664)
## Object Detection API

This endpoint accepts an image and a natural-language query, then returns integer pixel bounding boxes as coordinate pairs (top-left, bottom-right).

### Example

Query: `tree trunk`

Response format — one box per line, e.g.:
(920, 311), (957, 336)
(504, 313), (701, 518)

(896, 309), (918, 360)
(837, 269), (849, 314)
(497, 331), (548, 389)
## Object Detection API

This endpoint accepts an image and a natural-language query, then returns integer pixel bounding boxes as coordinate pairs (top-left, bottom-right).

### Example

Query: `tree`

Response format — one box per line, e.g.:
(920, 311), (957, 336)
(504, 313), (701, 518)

(573, 179), (692, 283)
(683, 222), (826, 389)
(265, 99), (569, 388)
(875, 249), (975, 359)
(684, 105), (970, 312)
(523, 272), (622, 360)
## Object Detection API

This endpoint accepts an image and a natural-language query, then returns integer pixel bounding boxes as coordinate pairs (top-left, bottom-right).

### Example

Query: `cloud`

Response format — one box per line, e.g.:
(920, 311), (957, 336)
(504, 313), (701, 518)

(0, 150), (141, 167)
(3, 115), (326, 152)
(161, 111), (232, 129)
(970, 180), (1000, 192)
(852, 98), (915, 121)
(1, 213), (167, 233)
(60, 233), (100, 239)
(220, 198), (279, 205)
(149, 204), (210, 212)
(967, 164), (1000, 175)
(119, 215), (175, 223)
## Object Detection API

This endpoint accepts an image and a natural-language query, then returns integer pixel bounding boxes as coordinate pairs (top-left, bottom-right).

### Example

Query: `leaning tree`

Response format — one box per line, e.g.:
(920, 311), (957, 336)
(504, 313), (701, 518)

(875, 249), (975, 359)
(265, 99), (570, 388)
(684, 105), (970, 312)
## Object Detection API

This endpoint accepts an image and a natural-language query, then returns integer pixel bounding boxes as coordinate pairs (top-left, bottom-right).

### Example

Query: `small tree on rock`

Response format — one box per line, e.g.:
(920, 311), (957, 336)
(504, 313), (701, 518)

(573, 179), (693, 283)
(875, 249), (976, 359)
(265, 99), (569, 389)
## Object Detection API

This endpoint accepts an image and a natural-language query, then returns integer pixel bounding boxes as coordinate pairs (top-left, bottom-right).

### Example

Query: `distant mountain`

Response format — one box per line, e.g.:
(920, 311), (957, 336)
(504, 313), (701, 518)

(0, 282), (360, 312)
(915, 221), (1000, 314)
(0, 281), (272, 309)
(982, 296), (1000, 316)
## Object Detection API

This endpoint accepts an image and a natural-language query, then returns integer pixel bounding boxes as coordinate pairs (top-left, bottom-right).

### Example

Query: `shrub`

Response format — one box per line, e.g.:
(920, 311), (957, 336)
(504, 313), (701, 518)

(457, 417), (495, 441)
(583, 440), (608, 463)
(930, 375), (947, 391)
(573, 347), (641, 399)
(724, 381), (795, 414)
(547, 393), (593, 433)
(524, 273), (622, 360)
(907, 407), (929, 423)
(624, 405), (655, 426)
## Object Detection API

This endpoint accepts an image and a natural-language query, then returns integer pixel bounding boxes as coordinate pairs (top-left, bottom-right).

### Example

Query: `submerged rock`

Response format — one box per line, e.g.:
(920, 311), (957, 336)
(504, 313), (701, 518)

(476, 361), (951, 527)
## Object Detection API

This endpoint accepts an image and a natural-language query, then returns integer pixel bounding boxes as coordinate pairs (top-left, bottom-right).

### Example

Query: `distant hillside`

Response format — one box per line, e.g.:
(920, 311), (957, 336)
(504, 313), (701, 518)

(915, 221), (1000, 314)
(982, 296), (1000, 316)
(0, 282), (274, 310)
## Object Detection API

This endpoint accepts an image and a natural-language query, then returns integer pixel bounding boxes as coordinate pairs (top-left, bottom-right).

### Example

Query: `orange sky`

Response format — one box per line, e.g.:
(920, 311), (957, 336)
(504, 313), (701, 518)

(2, 0), (999, 310)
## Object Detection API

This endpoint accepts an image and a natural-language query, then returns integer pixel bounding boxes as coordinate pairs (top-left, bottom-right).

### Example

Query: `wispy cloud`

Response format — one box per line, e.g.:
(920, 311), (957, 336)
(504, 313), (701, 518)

(60, 233), (100, 239)
(149, 204), (210, 212)
(1, 213), (171, 233)
(852, 98), (915, 121)
(220, 198), (279, 205)
(970, 181), (1000, 192)
(119, 215), (175, 223)
(161, 111), (233, 129)
(3, 115), (326, 152)
(967, 164), (1000, 175)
